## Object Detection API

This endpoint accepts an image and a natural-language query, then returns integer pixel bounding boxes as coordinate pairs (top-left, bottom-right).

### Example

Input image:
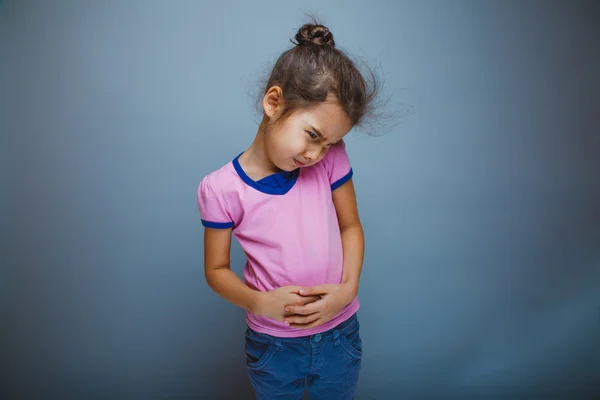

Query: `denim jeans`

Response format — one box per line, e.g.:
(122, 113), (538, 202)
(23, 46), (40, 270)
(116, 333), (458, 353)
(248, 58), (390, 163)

(245, 313), (362, 399)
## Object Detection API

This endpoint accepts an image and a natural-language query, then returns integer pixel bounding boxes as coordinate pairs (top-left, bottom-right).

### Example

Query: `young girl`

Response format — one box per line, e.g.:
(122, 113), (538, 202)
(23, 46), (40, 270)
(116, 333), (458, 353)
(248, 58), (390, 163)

(197, 22), (379, 399)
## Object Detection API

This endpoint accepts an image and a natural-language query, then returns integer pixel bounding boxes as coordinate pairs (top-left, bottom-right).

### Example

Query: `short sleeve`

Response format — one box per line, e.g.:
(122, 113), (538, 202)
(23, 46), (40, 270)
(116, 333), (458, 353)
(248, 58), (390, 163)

(321, 140), (353, 190)
(197, 176), (234, 229)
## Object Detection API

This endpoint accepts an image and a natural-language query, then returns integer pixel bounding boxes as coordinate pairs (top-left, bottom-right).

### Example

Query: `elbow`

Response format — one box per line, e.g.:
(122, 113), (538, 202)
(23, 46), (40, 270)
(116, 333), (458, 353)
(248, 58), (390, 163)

(340, 223), (363, 236)
(204, 263), (229, 286)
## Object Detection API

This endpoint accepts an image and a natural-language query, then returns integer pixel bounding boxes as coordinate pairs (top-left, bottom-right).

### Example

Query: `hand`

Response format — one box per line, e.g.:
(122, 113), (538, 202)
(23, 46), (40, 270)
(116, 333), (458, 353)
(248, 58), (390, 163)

(253, 286), (321, 324)
(283, 284), (356, 329)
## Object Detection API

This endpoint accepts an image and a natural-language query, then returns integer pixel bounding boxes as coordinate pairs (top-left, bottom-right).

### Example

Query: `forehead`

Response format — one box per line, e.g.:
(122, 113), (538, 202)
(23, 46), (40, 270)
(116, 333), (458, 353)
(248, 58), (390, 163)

(296, 100), (353, 141)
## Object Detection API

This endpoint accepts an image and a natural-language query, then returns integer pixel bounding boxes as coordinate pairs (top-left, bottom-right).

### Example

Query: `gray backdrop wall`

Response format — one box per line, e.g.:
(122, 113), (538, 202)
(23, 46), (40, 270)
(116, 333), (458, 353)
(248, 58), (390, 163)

(1, 0), (599, 398)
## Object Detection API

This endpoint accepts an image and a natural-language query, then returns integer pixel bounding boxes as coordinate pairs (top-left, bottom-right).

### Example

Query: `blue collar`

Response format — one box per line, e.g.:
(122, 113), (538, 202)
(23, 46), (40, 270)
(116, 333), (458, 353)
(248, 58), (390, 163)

(232, 153), (300, 195)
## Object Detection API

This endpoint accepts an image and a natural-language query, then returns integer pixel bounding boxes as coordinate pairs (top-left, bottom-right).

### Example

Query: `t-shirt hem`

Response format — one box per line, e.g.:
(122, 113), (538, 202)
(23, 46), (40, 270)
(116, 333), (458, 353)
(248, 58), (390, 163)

(201, 219), (234, 229)
(331, 168), (353, 191)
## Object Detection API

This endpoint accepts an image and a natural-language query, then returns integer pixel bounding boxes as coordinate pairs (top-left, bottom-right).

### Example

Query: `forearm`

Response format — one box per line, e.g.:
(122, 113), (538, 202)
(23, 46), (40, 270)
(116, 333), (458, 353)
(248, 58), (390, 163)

(340, 224), (365, 296)
(205, 267), (261, 313)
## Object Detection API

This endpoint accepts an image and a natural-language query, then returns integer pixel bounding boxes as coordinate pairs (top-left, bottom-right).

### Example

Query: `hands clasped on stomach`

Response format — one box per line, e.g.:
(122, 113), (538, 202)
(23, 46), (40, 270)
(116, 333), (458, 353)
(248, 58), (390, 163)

(253, 284), (355, 329)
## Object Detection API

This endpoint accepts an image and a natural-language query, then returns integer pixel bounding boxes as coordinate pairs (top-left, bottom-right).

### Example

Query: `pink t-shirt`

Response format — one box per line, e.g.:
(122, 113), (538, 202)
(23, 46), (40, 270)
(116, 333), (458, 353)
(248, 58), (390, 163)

(197, 141), (359, 337)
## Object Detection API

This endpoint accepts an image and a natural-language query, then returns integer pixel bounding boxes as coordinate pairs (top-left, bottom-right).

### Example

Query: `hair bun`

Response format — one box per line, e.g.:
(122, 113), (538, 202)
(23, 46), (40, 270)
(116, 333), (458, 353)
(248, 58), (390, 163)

(294, 24), (335, 47)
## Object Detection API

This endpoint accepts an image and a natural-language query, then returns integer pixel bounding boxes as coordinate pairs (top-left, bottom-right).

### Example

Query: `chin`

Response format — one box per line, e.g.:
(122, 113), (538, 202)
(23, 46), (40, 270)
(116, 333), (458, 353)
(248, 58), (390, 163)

(271, 160), (290, 172)
(274, 159), (299, 171)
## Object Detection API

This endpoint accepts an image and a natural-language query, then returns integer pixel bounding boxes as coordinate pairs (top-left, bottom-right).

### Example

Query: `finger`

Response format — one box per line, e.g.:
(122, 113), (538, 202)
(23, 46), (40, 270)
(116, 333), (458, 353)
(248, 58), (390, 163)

(298, 284), (330, 296)
(284, 294), (321, 307)
(300, 295), (321, 305)
(283, 308), (297, 318)
(285, 300), (322, 315)
(290, 318), (323, 329)
(284, 312), (320, 325)
(286, 294), (319, 307)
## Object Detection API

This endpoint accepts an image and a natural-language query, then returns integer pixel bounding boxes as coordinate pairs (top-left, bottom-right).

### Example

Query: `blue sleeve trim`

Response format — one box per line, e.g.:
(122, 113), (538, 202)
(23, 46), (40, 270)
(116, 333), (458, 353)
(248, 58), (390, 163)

(201, 219), (234, 229)
(331, 168), (353, 191)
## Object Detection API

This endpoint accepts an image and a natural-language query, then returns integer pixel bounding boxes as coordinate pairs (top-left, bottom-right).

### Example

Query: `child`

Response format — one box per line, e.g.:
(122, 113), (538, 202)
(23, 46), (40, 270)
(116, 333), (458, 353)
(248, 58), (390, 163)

(197, 21), (380, 399)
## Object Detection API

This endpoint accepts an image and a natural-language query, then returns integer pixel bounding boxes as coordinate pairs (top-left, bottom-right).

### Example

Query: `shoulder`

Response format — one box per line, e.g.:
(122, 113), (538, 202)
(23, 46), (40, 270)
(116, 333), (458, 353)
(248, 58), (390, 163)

(320, 140), (351, 170)
(324, 140), (349, 160)
(318, 140), (353, 190)
(198, 161), (240, 198)
(197, 160), (243, 228)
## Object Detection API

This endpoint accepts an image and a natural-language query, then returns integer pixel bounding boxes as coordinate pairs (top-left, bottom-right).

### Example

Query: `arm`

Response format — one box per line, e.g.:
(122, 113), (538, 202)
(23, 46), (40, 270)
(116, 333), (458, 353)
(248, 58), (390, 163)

(204, 227), (321, 321)
(203, 227), (261, 312)
(332, 178), (364, 299)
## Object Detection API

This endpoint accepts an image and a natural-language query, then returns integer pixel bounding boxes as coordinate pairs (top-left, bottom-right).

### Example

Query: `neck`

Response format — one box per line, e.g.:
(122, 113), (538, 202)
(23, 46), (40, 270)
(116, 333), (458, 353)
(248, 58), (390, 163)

(240, 118), (280, 179)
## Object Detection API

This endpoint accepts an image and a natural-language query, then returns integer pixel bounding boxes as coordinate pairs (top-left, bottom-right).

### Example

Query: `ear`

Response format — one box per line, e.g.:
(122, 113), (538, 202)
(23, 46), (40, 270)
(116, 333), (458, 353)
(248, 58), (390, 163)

(262, 86), (284, 119)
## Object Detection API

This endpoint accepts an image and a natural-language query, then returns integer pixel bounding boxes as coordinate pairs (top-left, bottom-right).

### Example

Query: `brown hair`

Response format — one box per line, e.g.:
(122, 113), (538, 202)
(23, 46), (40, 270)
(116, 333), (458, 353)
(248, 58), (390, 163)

(259, 20), (383, 131)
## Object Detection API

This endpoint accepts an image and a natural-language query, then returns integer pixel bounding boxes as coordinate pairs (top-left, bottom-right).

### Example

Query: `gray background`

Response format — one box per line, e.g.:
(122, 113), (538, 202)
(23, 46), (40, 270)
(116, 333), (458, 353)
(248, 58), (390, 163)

(1, 0), (599, 398)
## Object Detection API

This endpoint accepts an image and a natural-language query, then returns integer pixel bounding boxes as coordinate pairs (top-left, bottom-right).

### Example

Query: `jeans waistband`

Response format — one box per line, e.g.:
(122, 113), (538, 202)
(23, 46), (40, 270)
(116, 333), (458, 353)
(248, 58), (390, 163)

(248, 312), (359, 345)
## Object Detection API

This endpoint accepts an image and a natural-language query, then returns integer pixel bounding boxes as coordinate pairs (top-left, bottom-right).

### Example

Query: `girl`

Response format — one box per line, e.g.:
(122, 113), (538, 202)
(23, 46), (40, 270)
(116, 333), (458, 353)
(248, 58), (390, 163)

(197, 22), (379, 399)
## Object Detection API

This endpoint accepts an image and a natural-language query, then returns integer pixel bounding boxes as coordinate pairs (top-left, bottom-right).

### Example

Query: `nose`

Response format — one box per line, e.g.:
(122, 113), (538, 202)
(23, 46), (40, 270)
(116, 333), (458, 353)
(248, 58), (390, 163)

(303, 146), (321, 162)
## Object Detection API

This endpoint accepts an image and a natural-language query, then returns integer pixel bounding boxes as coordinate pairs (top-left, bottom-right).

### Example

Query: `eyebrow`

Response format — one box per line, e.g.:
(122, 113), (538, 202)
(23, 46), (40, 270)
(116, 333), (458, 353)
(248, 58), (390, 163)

(311, 127), (341, 145)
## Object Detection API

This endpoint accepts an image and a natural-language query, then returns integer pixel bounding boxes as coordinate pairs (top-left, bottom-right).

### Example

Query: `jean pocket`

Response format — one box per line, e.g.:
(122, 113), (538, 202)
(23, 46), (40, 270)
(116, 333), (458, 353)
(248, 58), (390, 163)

(245, 329), (277, 369)
(339, 322), (363, 360)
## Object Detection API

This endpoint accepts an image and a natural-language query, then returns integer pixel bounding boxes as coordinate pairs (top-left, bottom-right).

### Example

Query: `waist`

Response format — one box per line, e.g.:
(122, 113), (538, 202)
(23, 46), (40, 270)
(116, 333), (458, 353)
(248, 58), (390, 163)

(243, 258), (343, 291)
(245, 297), (360, 338)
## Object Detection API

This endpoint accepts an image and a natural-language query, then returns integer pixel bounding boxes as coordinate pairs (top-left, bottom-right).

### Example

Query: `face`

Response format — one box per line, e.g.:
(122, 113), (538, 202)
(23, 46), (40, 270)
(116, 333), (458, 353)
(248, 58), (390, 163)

(262, 87), (353, 171)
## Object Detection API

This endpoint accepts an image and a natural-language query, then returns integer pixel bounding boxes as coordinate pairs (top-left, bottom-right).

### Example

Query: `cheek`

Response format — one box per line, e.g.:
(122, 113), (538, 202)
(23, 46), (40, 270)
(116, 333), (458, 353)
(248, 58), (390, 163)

(282, 136), (306, 155)
(269, 124), (307, 157)
(315, 148), (328, 163)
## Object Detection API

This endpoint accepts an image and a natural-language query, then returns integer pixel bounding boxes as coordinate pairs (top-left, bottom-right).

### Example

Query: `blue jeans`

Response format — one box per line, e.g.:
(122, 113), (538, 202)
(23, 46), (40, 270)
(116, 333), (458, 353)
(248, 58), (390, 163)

(245, 313), (362, 399)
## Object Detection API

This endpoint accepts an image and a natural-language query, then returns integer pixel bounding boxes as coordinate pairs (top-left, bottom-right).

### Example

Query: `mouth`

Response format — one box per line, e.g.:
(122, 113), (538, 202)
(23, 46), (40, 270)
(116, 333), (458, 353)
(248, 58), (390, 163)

(294, 159), (307, 167)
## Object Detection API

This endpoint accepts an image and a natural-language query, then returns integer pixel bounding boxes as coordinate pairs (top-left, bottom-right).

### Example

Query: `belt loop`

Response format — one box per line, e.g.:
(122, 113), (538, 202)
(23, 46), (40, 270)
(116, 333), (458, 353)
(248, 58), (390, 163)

(333, 329), (341, 347)
(274, 338), (283, 351)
